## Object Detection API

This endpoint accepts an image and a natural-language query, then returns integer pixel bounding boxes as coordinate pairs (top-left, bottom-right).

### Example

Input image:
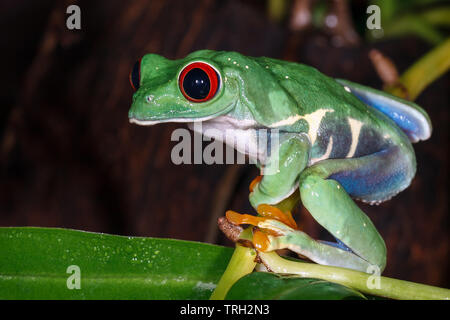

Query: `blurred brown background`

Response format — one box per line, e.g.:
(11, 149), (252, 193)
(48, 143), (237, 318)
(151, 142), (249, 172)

(0, 0), (448, 287)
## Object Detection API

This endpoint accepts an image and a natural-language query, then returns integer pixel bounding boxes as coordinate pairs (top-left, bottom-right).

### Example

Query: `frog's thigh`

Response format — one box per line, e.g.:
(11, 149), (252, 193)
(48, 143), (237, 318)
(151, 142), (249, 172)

(308, 145), (416, 204)
(249, 133), (309, 208)
(296, 146), (413, 272)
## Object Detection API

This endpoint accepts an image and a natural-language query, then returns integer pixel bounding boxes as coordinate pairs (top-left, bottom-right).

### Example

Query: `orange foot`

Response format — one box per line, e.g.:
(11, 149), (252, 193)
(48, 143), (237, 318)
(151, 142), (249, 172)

(226, 204), (298, 252)
(249, 175), (262, 192)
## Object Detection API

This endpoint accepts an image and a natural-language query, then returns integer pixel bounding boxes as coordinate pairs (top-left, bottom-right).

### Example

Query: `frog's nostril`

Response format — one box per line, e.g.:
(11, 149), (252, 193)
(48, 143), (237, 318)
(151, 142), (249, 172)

(146, 95), (154, 103)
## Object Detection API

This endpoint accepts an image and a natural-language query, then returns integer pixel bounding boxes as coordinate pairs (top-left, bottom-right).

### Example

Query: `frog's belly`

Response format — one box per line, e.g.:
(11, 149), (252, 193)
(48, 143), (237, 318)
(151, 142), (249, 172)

(189, 120), (265, 163)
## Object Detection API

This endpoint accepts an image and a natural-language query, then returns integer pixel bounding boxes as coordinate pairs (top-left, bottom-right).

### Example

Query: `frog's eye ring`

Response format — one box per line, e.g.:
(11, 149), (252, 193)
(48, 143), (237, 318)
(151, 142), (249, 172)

(179, 62), (220, 102)
(130, 59), (141, 91)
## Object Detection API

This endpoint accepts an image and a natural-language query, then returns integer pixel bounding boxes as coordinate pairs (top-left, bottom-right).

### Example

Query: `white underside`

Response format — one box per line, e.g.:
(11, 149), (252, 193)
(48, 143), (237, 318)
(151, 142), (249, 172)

(130, 115), (265, 162)
(188, 116), (264, 162)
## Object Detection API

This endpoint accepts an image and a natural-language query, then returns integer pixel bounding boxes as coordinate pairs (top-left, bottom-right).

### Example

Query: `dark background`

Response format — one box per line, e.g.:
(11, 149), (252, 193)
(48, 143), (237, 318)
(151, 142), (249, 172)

(0, 0), (448, 287)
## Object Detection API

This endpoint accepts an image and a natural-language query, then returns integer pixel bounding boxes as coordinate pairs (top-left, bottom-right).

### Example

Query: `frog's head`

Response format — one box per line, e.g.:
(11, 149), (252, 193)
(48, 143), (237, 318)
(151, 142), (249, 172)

(128, 50), (239, 125)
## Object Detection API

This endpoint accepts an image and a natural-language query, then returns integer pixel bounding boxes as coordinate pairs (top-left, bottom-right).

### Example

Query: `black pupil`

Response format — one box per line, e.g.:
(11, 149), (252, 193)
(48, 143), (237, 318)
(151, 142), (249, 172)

(131, 60), (140, 90)
(182, 68), (210, 100)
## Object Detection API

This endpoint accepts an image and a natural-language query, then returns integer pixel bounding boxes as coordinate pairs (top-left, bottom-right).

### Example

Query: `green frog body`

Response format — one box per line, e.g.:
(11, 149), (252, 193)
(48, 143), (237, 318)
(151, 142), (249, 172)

(129, 50), (431, 273)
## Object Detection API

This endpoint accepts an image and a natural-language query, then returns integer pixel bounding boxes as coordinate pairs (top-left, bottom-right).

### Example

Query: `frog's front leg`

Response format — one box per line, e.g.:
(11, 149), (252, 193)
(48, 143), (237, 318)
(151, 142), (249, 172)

(249, 132), (310, 208)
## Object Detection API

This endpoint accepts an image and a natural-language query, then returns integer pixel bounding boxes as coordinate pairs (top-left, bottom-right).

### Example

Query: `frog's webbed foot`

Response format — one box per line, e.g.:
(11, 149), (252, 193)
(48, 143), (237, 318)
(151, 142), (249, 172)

(226, 204), (297, 251)
(226, 204), (377, 273)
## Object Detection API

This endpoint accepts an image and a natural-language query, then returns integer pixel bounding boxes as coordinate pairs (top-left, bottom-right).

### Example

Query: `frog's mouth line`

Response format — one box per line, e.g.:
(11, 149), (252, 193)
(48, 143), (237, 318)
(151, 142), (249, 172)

(129, 114), (221, 126)
(129, 99), (239, 126)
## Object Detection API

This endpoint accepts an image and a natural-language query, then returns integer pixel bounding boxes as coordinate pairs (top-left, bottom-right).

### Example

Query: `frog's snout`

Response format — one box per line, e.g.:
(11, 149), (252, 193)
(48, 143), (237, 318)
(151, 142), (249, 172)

(128, 108), (135, 121)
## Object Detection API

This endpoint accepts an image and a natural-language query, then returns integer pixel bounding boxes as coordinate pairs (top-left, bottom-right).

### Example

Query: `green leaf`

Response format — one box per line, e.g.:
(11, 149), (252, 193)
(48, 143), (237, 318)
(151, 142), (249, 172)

(0, 227), (233, 299)
(226, 272), (366, 300)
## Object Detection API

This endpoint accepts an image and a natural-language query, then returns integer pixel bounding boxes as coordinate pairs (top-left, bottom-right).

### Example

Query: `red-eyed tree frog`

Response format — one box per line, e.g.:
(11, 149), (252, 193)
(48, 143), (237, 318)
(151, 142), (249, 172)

(128, 50), (432, 273)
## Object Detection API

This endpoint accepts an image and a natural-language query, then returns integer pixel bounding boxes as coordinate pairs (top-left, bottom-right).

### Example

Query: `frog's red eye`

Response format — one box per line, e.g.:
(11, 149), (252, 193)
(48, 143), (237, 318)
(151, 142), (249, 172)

(130, 59), (141, 91)
(179, 62), (220, 102)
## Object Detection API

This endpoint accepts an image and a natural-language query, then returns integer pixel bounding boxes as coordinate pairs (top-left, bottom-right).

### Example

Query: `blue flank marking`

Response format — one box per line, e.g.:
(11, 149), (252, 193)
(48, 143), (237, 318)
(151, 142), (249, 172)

(351, 91), (418, 138)
(319, 239), (352, 252)
(328, 146), (408, 200)
(330, 169), (405, 199)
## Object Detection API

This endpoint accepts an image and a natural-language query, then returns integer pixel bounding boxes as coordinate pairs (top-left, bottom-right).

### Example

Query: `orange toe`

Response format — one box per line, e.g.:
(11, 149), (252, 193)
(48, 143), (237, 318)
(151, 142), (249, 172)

(225, 210), (283, 237)
(253, 230), (270, 251)
(257, 204), (298, 229)
(249, 175), (262, 192)
(226, 210), (265, 226)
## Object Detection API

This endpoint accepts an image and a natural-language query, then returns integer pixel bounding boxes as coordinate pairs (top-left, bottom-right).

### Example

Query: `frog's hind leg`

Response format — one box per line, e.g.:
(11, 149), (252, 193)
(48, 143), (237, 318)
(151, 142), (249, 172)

(297, 144), (416, 272)
(325, 145), (417, 205)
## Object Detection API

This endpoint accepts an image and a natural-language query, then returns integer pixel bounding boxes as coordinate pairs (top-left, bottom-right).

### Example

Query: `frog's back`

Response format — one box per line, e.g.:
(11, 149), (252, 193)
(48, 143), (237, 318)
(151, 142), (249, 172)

(253, 56), (412, 161)
(254, 56), (376, 119)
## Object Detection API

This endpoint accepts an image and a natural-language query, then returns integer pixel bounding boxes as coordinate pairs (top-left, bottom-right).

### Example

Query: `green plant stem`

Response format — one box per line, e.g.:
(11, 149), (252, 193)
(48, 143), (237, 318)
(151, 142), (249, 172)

(422, 7), (450, 27)
(387, 37), (450, 100)
(259, 252), (450, 300)
(211, 194), (299, 300)
(381, 14), (445, 46)
(210, 243), (256, 300)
